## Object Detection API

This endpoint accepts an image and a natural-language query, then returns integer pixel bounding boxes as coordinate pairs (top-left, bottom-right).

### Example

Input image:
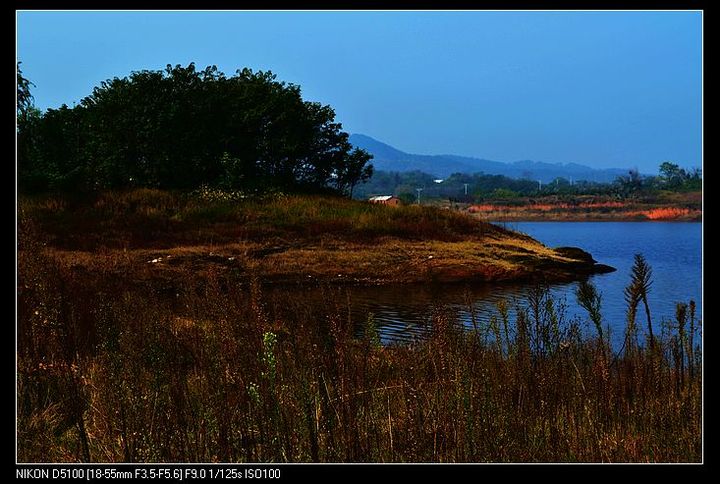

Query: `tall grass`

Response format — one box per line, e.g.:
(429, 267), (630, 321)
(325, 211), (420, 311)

(17, 221), (702, 462)
(19, 189), (506, 251)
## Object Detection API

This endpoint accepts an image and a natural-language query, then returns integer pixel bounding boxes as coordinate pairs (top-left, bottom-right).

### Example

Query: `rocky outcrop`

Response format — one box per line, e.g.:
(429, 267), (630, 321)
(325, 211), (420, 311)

(552, 246), (616, 277)
(554, 246), (596, 264)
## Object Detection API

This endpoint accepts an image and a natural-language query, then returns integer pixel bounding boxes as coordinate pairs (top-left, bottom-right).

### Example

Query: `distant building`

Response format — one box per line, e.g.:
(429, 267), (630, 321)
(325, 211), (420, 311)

(433, 179), (444, 184)
(368, 195), (401, 206)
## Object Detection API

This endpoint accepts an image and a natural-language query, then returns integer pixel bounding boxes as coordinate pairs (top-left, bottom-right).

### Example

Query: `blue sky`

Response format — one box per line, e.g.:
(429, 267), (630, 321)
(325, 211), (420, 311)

(17, 10), (702, 172)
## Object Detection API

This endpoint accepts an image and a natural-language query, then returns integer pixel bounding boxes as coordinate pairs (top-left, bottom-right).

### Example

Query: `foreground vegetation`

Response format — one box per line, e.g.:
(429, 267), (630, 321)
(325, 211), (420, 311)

(17, 242), (701, 462)
(17, 191), (700, 462)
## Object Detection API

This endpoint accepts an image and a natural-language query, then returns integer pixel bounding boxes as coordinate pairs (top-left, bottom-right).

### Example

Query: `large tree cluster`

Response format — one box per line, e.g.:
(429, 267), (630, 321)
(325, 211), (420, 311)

(18, 63), (373, 195)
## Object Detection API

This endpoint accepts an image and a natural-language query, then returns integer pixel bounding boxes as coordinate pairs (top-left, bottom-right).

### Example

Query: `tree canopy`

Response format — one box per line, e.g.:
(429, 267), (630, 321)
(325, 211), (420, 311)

(17, 63), (373, 195)
(17, 62), (35, 119)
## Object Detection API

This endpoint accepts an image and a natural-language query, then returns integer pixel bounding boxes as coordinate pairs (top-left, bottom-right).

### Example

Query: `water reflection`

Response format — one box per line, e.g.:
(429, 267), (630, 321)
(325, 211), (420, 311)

(266, 222), (701, 350)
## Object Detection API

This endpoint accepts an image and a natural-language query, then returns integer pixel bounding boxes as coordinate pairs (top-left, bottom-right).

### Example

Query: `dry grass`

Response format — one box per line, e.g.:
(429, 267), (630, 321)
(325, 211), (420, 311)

(40, 235), (580, 287)
(17, 239), (702, 462)
(16, 189), (701, 462)
(19, 190), (590, 285)
(19, 189), (501, 251)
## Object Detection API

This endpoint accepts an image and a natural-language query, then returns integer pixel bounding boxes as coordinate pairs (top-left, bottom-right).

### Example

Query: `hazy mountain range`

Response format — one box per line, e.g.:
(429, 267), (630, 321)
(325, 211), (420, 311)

(349, 134), (631, 183)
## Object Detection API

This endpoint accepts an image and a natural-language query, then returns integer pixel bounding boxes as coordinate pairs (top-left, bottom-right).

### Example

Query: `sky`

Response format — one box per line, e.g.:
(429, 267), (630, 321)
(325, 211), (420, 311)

(17, 10), (702, 172)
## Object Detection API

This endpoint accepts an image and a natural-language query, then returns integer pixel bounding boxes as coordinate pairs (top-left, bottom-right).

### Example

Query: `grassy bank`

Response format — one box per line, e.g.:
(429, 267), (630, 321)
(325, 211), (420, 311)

(18, 189), (610, 286)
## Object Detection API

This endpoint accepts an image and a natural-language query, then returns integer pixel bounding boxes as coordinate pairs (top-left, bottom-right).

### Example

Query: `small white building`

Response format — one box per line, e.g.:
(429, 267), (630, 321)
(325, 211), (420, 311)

(368, 195), (401, 206)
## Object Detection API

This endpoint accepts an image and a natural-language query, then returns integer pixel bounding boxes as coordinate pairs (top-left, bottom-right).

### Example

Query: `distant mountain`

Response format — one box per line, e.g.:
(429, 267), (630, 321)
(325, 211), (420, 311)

(350, 133), (630, 183)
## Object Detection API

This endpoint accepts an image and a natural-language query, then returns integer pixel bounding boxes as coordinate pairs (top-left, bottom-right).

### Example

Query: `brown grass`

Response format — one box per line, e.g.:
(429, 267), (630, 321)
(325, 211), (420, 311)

(17, 241), (702, 462)
(18, 190), (591, 285)
(16, 191), (701, 462)
(19, 189), (503, 251)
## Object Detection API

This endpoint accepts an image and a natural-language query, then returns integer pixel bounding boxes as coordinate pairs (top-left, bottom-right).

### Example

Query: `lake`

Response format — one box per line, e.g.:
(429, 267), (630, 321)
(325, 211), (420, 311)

(272, 222), (702, 348)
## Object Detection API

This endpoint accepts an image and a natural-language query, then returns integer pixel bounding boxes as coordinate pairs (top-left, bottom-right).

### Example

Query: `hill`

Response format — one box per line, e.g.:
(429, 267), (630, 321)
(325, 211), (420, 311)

(350, 133), (630, 183)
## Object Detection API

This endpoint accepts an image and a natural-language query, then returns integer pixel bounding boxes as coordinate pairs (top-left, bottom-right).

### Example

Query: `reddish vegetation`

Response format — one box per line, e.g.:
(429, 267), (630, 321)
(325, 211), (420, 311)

(468, 204), (498, 213)
(638, 207), (693, 220)
(466, 195), (701, 221)
(469, 201), (627, 212)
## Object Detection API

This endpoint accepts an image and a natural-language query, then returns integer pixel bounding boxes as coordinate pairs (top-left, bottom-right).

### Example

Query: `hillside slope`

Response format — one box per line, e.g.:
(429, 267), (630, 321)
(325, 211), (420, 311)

(350, 133), (629, 182)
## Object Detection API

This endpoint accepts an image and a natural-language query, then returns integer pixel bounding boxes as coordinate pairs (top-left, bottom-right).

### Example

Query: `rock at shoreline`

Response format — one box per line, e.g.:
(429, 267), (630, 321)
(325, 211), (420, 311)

(592, 263), (616, 274)
(553, 246), (616, 276)
(554, 246), (597, 264)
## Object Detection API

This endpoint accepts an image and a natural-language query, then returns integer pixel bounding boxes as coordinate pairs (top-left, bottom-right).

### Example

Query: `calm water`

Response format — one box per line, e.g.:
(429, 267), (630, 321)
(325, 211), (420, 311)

(273, 222), (702, 348)
(504, 222), (702, 342)
(268, 222), (702, 347)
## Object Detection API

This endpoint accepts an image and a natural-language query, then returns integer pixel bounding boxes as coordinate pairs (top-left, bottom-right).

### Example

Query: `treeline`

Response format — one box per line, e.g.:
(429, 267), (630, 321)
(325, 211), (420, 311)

(354, 170), (605, 201)
(356, 163), (701, 202)
(615, 163), (702, 195)
(17, 63), (373, 195)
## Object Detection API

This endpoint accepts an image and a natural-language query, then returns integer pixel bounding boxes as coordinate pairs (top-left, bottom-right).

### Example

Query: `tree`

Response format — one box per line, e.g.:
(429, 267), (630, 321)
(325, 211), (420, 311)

(17, 62), (47, 191)
(658, 161), (686, 188)
(17, 62), (35, 120)
(18, 63), (373, 195)
(334, 148), (374, 197)
(396, 192), (416, 204)
(615, 167), (643, 195)
(684, 167), (702, 190)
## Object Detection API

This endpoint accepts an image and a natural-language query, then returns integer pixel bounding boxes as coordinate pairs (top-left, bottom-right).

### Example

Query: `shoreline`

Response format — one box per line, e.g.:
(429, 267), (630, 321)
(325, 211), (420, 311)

(39, 238), (615, 289)
(485, 217), (702, 223)
(462, 194), (701, 223)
